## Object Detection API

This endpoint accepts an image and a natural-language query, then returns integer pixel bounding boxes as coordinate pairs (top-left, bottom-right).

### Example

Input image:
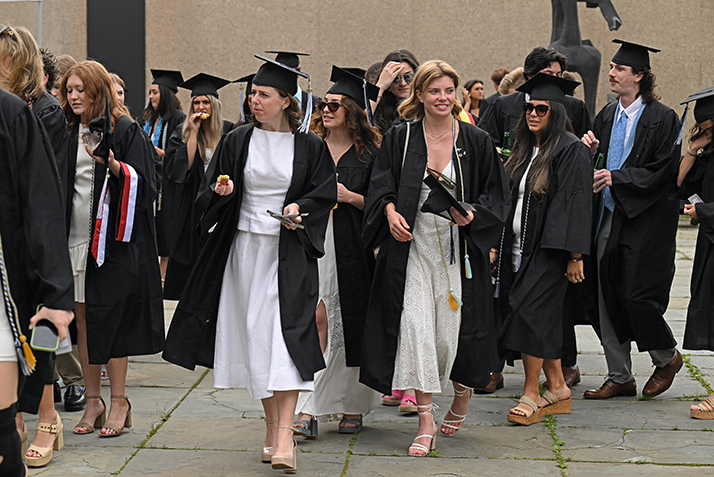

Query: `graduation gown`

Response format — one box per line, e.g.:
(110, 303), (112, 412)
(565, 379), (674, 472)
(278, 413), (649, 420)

(34, 91), (69, 201)
(586, 100), (681, 351)
(479, 91), (592, 147)
(162, 124), (337, 381)
(333, 144), (378, 366)
(498, 133), (593, 359)
(677, 150), (714, 350)
(360, 120), (511, 394)
(148, 108), (186, 256)
(66, 116), (164, 364)
(163, 120), (234, 299)
(0, 90), (73, 411)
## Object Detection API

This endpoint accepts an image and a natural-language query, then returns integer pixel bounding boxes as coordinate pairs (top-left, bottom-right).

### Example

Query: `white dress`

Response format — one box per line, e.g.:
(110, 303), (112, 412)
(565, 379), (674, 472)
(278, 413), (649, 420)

(68, 125), (94, 303)
(392, 162), (462, 394)
(511, 147), (538, 270)
(213, 128), (314, 400)
(296, 212), (380, 417)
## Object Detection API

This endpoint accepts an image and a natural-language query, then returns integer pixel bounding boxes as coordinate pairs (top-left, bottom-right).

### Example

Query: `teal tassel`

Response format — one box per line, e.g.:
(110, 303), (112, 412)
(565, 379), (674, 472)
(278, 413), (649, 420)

(464, 253), (472, 279)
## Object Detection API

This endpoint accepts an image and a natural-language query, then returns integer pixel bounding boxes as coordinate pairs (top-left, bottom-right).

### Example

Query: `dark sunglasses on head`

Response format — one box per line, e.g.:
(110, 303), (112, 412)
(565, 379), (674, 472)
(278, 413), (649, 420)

(317, 101), (343, 113)
(523, 102), (550, 117)
(392, 72), (415, 85)
(0, 26), (18, 43)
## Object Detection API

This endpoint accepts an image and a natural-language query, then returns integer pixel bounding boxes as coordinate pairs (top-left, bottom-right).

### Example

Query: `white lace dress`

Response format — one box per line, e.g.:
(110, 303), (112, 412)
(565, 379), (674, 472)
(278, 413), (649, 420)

(296, 212), (380, 417)
(392, 163), (462, 394)
(68, 125), (94, 303)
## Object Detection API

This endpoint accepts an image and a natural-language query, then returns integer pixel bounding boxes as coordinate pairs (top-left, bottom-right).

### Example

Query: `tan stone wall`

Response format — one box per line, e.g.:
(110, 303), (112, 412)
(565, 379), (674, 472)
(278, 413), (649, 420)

(3, 0), (713, 123)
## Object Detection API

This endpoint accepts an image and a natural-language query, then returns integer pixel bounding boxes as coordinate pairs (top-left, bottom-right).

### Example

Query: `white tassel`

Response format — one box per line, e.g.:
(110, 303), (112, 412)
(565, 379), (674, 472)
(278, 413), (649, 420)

(676, 104), (688, 146)
(364, 79), (374, 127)
(238, 83), (245, 124)
(299, 79), (313, 134)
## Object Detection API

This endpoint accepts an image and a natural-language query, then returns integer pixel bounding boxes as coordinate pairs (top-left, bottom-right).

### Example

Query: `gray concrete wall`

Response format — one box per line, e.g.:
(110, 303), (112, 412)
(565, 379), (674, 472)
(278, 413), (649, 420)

(2, 0), (713, 123)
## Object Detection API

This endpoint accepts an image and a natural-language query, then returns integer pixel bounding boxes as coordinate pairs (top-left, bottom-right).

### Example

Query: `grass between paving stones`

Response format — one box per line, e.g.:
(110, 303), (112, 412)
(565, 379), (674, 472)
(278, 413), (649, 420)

(543, 414), (567, 476)
(683, 354), (714, 394)
(340, 432), (358, 477)
(112, 368), (210, 476)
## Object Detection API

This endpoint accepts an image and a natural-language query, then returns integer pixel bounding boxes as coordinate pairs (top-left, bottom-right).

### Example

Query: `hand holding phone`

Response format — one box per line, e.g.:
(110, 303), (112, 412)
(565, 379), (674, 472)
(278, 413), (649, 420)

(30, 320), (59, 352)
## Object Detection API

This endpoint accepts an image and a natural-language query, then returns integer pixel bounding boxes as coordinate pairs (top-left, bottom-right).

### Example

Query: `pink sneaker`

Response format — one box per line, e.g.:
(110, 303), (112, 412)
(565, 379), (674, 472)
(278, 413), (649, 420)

(381, 389), (405, 406)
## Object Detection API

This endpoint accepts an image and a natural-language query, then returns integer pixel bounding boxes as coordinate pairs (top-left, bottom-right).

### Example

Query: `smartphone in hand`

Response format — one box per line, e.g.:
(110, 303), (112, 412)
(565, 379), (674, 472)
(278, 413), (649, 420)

(30, 319), (59, 352)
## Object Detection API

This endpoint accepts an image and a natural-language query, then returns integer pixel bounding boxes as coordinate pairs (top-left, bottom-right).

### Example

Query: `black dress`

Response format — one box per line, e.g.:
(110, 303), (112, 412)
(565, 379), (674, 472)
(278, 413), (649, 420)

(163, 120), (235, 299)
(66, 116), (164, 364)
(359, 120), (511, 394)
(498, 133), (593, 359)
(678, 150), (714, 350)
(162, 125), (337, 381)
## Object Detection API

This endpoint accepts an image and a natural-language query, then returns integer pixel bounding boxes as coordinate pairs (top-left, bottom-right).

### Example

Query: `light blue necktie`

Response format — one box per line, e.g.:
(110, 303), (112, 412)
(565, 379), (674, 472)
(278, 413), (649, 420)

(603, 110), (628, 212)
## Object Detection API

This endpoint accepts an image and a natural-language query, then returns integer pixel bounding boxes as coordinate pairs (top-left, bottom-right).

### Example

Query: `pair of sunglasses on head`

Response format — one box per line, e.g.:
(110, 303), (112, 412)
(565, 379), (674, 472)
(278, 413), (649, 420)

(0, 26), (18, 43)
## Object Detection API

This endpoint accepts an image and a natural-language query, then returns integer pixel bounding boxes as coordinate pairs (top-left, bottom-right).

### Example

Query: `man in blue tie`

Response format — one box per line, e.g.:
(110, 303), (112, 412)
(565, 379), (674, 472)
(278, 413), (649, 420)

(581, 40), (682, 399)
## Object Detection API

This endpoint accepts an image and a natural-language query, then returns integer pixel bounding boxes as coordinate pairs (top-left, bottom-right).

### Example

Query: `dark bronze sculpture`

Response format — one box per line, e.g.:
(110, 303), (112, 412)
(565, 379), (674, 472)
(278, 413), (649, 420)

(550, 0), (622, 116)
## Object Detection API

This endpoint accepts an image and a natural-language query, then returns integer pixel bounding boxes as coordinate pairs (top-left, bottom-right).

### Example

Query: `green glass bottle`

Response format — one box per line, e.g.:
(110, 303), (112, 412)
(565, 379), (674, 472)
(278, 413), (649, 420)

(594, 152), (605, 171)
(501, 132), (512, 158)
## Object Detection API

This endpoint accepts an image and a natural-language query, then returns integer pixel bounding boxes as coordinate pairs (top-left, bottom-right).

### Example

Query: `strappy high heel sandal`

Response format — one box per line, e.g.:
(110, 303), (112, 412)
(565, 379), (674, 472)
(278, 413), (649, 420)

(409, 403), (438, 456)
(98, 396), (132, 438)
(73, 395), (106, 434)
(440, 384), (473, 436)
(18, 420), (28, 460)
(261, 419), (277, 463)
(25, 412), (63, 468)
(271, 425), (297, 472)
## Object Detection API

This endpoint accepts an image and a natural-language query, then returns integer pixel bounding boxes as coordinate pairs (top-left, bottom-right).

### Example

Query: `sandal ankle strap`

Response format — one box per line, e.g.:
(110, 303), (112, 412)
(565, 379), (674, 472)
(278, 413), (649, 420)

(110, 395), (128, 400)
(277, 425), (294, 430)
(417, 403), (439, 415)
(453, 384), (473, 397)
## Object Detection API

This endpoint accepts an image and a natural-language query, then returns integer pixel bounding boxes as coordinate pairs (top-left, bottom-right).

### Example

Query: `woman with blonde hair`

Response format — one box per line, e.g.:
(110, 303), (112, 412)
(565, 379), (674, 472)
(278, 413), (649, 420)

(361, 59), (510, 455)
(60, 60), (163, 439)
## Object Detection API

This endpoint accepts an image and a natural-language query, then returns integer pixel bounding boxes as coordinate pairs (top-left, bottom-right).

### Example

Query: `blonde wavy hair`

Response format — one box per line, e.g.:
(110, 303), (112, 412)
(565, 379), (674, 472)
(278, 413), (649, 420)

(0, 25), (44, 102)
(498, 67), (525, 95)
(182, 94), (224, 163)
(398, 59), (463, 122)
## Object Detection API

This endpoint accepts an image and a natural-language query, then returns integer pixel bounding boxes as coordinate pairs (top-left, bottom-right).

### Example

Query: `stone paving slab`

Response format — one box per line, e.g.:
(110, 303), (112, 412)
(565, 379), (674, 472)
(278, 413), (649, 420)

(566, 462), (714, 476)
(345, 455), (563, 476)
(27, 445), (133, 476)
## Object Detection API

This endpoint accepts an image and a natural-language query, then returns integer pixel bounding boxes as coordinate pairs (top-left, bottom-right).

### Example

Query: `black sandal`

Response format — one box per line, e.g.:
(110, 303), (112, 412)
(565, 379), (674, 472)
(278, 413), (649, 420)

(338, 415), (363, 434)
(292, 416), (318, 438)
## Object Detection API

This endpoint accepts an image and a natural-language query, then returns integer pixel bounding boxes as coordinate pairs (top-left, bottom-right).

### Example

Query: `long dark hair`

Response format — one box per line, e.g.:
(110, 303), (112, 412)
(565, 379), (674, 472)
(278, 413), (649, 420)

(143, 84), (182, 124)
(373, 49), (419, 133)
(310, 95), (382, 161)
(632, 66), (660, 103)
(690, 122), (714, 156)
(504, 101), (569, 196)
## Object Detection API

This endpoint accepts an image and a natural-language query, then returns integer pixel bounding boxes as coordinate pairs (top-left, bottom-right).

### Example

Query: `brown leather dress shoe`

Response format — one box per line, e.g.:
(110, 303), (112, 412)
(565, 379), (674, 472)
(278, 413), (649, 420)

(642, 350), (683, 398)
(583, 378), (637, 399)
(562, 365), (581, 387)
(473, 372), (504, 394)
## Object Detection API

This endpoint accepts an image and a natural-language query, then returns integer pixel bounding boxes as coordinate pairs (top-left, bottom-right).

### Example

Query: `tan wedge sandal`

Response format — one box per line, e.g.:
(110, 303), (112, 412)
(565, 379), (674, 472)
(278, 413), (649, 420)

(261, 419), (277, 463)
(73, 395), (106, 434)
(99, 395), (132, 437)
(271, 425), (297, 472)
(25, 412), (63, 468)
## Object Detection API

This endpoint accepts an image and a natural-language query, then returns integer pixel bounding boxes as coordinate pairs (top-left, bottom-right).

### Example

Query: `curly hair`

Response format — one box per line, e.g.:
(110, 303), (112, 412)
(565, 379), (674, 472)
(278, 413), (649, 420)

(398, 59), (463, 122)
(523, 47), (567, 80)
(310, 95), (381, 161)
(40, 47), (58, 93)
(632, 66), (660, 103)
(689, 122), (714, 156)
(249, 89), (303, 134)
(0, 25), (44, 102)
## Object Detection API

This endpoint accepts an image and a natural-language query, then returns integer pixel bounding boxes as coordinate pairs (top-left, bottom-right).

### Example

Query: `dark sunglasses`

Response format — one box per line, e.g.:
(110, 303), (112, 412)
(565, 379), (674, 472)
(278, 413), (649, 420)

(523, 102), (550, 117)
(0, 26), (18, 43)
(317, 101), (343, 113)
(426, 167), (456, 189)
(392, 72), (415, 85)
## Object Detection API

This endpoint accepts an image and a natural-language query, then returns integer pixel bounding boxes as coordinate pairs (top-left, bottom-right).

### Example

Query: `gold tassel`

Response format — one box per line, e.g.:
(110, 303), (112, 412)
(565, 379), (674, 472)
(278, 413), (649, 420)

(21, 335), (36, 372)
(448, 291), (462, 311)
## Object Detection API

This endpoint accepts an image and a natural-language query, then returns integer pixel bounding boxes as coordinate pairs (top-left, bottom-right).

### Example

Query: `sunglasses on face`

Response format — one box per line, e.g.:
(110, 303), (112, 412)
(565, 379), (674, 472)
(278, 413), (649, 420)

(426, 166), (456, 189)
(523, 102), (550, 117)
(317, 101), (343, 113)
(392, 72), (415, 85)
(0, 26), (18, 43)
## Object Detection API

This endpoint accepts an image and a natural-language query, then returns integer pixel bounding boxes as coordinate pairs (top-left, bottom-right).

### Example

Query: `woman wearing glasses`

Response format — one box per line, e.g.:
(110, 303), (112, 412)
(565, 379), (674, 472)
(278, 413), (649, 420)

(361, 60), (510, 455)
(292, 67), (382, 437)
(372, 49), (419, 135)
(497, 74), (592, 425)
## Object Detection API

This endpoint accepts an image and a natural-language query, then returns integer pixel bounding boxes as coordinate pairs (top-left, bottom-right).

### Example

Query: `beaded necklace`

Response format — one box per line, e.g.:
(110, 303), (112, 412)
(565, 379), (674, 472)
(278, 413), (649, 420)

(422, 118), (473, 311)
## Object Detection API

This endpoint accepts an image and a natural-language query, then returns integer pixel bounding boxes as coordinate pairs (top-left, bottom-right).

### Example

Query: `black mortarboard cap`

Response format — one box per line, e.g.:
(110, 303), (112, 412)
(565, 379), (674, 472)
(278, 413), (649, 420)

(151, 69), (183, 94)
(326, 66), (380, 109)
(234, 73), (255, 93)
(421, 174), (472, 220)
(681, 86), (714, 124)
(265, 50), (309, 70)
(179, 73), (230, 99)
(253, 54), (308, 97)
(611, 40), (660, 69)
(517, 72), (580, 104)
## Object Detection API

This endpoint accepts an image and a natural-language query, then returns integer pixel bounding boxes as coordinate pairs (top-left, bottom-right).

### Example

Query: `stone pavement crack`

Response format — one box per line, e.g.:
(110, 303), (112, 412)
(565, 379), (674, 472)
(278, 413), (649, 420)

(111, 368), (210, 475)
(340, 431), (358, 477)
(683, 354), (714, 394)
(543, 414), (567, 477)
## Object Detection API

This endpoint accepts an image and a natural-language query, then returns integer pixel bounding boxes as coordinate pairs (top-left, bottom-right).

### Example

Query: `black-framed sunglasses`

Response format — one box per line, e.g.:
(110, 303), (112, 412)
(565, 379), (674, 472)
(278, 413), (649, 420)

(0, 26), (18, 43)
(426, 166), (456, 189)
(317, 101), (343, 113)
(392, 72), (415, 85)
(523, 102), (550, 117)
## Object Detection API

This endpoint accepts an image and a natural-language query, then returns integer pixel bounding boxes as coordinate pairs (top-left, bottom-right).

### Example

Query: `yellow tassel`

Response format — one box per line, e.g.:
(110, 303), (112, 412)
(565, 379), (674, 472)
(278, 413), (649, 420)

(448, 292), (462, 311)
(21, 336), (36, 372)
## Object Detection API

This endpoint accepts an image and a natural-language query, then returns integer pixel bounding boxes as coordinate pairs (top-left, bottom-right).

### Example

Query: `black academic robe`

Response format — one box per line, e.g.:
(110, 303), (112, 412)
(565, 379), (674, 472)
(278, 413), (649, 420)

(34, 91), (69, 201)
(479, 91), (592, 147)
(677, 151), (714, 351)
(162, 124), (337, 381)
(66, 116), (164, 364)
(333, 144), (378, 366)
(360, 120), (511, 394)
(0, 90), (73, 411)
(586, 100), (681, 351)
(163, 120), (234, 300)
(148, 109), (186, 256)
(498, 133), (593, 359)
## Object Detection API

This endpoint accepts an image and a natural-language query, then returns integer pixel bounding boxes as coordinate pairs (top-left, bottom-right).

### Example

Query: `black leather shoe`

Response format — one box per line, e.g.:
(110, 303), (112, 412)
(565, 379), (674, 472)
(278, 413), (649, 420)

(64, 384), (87, 412)
(54, 381), (61, 403)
